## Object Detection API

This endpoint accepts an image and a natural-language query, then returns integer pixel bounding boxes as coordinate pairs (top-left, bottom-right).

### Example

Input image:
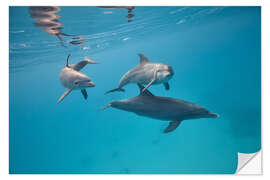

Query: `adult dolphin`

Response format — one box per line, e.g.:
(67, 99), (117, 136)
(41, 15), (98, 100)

(57, 54), (98, 104)
(101, 84), (219, 133)
(105, 54), (174, 94)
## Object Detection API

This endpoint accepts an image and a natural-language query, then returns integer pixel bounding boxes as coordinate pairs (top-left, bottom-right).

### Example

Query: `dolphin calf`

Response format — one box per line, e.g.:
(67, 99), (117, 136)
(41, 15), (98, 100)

(105, 54), (174, 94)
(57, 54), (98, 104)
(101, 84), (219, 133)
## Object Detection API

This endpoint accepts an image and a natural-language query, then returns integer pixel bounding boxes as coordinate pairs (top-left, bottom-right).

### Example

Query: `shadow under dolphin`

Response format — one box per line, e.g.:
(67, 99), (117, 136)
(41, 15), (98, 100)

(101, 84), (219, 133)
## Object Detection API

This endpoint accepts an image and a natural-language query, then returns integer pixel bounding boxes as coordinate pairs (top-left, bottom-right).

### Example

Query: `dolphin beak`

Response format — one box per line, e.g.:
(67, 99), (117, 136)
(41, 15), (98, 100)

(88, 82), (95, 87)
(168, 66), (174, 76)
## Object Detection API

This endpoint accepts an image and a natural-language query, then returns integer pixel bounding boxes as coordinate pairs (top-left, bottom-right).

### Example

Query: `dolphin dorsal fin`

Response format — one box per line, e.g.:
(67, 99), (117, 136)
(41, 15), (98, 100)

(137, 84), (154, 97)
(138, 53), (150, 64)
(66, 54), (71, 67)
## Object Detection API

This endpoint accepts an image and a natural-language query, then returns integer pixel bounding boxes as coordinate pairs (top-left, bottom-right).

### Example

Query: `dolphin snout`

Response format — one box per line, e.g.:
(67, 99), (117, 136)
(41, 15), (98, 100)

(168, 66), (174, 76)
(88, 81), (95, 87)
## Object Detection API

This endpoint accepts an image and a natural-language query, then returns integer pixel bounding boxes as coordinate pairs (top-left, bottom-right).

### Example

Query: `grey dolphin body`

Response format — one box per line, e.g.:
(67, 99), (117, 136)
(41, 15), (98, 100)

(105, 54), (174, 94)
(57, 54), (98, 104)
(102, 84), (219, 133)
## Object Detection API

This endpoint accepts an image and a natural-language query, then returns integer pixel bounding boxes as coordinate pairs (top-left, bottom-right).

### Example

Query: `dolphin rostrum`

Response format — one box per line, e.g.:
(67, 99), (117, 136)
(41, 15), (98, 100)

(57, 54), (98, 104)
(105, 54), (174, 94)
(101, 84), (219, 133)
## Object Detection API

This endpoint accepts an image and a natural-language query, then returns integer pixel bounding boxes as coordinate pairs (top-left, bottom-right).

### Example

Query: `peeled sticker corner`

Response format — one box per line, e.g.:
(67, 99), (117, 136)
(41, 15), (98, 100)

(236, 150), (262, 175)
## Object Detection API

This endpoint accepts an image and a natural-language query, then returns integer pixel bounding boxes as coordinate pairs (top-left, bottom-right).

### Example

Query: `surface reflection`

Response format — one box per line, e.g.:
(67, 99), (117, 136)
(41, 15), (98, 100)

(29, 6), (72, 47)
(98, 6), (135, 22)
(69, 36), (86, 48)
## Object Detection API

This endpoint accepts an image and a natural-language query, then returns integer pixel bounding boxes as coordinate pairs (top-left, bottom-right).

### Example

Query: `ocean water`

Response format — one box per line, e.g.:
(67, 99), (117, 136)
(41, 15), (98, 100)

(9, 6), (261, 174)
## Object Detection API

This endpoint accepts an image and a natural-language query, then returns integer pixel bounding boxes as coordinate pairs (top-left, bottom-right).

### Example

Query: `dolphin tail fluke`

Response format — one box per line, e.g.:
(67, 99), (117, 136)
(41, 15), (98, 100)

(70, 57), (99, 71)
(99, 103), (112, 111)
(104, 87), (125, 94)
(85, 56), (99, 64)
(163, 121), (181, 133)
(57, 89), (72, 104)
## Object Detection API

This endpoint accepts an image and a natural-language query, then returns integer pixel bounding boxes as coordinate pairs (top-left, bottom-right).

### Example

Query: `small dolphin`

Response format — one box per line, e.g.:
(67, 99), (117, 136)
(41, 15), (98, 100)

(105, 54), (174, 94)
(101, 84), (219, 133)
(57, 54), (98, 104)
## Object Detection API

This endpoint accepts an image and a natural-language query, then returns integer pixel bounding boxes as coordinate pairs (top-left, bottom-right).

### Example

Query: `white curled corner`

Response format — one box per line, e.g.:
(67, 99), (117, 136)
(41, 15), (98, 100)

(236, 150), (262, 174)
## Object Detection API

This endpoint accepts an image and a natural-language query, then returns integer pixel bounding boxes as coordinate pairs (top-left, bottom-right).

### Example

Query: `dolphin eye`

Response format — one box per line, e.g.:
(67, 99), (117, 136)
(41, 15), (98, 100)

(74, 81), (79, 85)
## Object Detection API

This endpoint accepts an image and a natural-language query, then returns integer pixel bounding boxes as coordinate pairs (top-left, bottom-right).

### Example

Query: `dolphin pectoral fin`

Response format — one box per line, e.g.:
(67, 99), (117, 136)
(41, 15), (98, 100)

(142, 79), (155, 93)
(137, 83), (155, 96)
(104, 87), (125, 94)
(164, 82), (170, 90)
(70, 57), (99, 71)
(163, 121), (181, 133)
(142, 68), (159, 92)
(57, 89), (72, 104)
(99, 103), (112, 111)
(81, 89), (88, 100)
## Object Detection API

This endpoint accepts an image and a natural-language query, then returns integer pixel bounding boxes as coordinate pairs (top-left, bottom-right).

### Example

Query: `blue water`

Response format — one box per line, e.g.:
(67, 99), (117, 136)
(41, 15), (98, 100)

(9, 6), (261, 174)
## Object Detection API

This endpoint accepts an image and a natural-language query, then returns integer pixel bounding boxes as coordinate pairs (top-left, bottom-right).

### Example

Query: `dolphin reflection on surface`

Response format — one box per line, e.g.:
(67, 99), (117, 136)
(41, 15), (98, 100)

(98, 6), (135, 23)
(29, 6), (73, 47)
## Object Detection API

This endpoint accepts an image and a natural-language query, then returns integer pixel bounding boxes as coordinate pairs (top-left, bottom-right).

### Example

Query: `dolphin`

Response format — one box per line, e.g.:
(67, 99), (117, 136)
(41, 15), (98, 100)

(101, 84), (219, 133)
(57, 54), (98, 104)
(105, 54), (174, 94)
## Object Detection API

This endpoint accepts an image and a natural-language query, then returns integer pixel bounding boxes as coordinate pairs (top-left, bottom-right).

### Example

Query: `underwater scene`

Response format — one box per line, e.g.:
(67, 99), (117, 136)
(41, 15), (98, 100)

(9, 6), (261, 174)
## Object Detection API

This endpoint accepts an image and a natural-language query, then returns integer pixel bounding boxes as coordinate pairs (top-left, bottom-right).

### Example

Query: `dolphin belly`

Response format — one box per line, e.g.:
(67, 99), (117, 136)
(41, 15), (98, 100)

(60, 68), (75, 89)
(111, 98), (181, 121)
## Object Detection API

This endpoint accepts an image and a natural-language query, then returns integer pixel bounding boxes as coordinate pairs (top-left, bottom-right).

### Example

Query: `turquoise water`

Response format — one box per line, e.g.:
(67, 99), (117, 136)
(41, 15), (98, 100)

(9, 6), (261, 174)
